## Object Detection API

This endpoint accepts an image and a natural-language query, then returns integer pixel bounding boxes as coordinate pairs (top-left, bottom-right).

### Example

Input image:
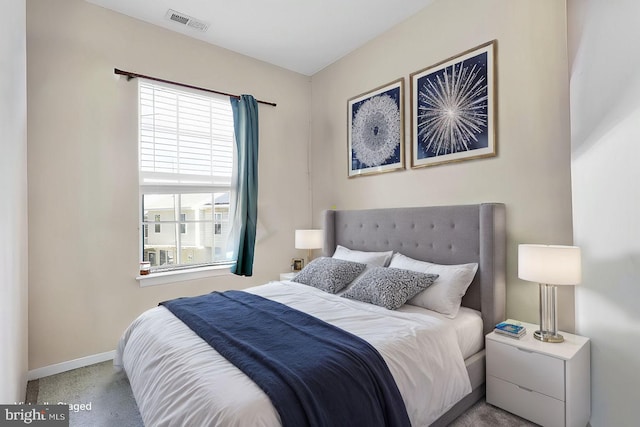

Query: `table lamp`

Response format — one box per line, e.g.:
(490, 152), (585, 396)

(295, 229), (323, 265)
(518, 244), (581, 343)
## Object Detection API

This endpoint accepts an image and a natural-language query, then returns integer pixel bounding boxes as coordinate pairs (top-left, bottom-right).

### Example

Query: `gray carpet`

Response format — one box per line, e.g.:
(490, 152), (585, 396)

(27, 361), (143, 427)
(27, 360), (537, 426)
(449, 399), (538, 427)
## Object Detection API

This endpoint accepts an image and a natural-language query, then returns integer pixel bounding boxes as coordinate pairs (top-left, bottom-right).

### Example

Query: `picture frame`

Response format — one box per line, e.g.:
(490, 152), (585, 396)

(410, 40), (497, 168)
(347, 78), (404, 177)
(291, 258), (304, 272)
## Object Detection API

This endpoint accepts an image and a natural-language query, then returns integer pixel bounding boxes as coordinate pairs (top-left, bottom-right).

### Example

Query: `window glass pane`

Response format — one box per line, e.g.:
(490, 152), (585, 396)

(180, 193), (213, 218)
(212, 192), (232, 261)
(143, 195), (176, 267)
(144, 238), (177, 268)
(143, 194), (176, 221)
(179, 193), (211, 260)
(141, 191), (233, 268)
(180, 221), (211, 266)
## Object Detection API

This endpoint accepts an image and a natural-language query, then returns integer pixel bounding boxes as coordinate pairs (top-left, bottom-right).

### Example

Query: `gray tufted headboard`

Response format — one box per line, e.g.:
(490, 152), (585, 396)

(322, 203), (506, 335)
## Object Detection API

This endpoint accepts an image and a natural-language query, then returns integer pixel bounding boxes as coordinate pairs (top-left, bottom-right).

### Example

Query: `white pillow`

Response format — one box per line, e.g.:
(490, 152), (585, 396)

(389, 253), (478, 318)
(332, 245), (393, 267)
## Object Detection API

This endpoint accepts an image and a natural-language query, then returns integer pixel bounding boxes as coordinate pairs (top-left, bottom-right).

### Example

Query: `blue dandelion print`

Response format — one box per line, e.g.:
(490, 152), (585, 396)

(351, 86), (401, 170)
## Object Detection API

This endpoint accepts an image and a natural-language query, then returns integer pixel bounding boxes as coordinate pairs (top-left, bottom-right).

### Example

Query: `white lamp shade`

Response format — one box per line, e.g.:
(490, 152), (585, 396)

(295, 229), (323, 250)
(518, 244), (582, 285)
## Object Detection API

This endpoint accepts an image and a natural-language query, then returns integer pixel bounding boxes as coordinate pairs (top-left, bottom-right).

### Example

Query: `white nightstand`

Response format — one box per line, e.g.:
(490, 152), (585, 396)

(486, 321), (590, 427)
(279, 272), (297, 281)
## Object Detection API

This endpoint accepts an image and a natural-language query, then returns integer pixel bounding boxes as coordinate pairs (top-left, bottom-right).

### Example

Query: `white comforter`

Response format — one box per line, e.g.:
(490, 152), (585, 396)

(115, 282), (471, 426)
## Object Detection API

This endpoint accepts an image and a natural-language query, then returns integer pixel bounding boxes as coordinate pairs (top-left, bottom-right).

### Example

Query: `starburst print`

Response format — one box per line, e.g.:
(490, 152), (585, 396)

(417, 60), (488, 155)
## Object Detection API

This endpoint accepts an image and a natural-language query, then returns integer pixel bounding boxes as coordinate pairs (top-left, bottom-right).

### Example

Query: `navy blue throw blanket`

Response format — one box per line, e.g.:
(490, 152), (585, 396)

(160, 290), (411, 427)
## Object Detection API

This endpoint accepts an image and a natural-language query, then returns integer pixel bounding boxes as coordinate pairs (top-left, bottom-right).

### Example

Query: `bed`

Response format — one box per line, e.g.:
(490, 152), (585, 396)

(115, 203), (506, 426)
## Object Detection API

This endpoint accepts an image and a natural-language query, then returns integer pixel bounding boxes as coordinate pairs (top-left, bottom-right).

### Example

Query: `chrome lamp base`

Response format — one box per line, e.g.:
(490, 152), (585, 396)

(536, 283), (564, 344)
(534, 330), (564, 343)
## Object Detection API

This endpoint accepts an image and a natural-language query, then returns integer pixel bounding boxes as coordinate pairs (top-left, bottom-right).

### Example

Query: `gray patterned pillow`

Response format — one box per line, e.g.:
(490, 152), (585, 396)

(292, 257), (367, 294)
(341, 267), (439, 310)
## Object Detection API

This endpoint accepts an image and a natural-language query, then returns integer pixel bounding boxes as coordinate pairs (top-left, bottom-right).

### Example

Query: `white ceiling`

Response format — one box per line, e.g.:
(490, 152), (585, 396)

(86, 0), (435, 75)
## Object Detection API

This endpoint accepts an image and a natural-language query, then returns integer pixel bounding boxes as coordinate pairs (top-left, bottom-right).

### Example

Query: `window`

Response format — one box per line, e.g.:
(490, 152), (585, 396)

(180, 213), (186, 234)
(154, 214), (161, 233)
(214, 212), (223, 234)
(139, 80), (235, 273)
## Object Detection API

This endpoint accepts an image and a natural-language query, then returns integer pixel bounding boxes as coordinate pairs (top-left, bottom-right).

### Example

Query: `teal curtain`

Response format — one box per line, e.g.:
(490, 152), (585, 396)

(229, 95), (259, 276)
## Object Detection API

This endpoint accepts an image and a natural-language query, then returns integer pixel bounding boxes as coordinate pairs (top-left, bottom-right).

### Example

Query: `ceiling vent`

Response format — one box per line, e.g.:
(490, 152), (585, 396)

(165, 9), (210, 32)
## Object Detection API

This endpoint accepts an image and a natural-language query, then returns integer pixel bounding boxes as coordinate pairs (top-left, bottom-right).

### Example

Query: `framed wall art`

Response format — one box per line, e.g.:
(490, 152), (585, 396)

(291, 258), (304, 272)
(410, 40), (496, 168)
(347, 78), (404, 177)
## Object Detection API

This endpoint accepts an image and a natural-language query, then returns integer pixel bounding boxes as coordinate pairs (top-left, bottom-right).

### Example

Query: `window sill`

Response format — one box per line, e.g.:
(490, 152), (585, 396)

(137, 264), (234, 287)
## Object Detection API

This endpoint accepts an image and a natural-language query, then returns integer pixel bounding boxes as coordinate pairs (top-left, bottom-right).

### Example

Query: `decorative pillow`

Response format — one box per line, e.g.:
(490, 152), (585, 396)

(389, 253), (478, 318)
(292, 257), (367, 294)
(341, 267), (438, 310)
(332, 245), (393, 267)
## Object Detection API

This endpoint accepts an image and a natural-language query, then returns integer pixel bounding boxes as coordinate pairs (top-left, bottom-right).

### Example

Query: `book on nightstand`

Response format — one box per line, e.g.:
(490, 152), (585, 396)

(494, 321), (526, 338)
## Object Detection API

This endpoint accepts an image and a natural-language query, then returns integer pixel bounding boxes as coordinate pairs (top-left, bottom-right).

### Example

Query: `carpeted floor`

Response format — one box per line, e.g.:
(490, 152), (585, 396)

(449, 399), (538, 427)
(27, 360), (537, 426)
(27, 361), (143, 427)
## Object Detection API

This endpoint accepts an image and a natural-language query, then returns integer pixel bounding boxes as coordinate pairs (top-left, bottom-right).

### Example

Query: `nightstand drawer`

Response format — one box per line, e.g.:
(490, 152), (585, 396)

(487, 375), (565, 427)
(487, 339), (564, 400)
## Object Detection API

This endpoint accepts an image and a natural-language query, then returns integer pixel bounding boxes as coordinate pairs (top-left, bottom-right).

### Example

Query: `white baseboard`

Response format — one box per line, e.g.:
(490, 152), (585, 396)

(27, 350), (116, 381)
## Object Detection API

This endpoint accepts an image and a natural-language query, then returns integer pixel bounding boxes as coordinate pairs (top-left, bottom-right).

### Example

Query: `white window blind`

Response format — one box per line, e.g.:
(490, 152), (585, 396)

(139, 80), (234, 187)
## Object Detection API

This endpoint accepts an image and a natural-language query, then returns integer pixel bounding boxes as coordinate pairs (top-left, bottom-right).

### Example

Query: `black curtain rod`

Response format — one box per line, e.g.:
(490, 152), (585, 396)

(113, 68), (276, 107)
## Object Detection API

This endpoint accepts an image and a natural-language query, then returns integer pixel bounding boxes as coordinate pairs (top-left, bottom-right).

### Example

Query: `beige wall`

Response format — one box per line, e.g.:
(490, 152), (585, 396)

(310, 0), (574, 328)
(569, 0), (640, 425)
(0, 0), (28, 402)
(26, 0), (575, 371)
(27, 0), (311, 369)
